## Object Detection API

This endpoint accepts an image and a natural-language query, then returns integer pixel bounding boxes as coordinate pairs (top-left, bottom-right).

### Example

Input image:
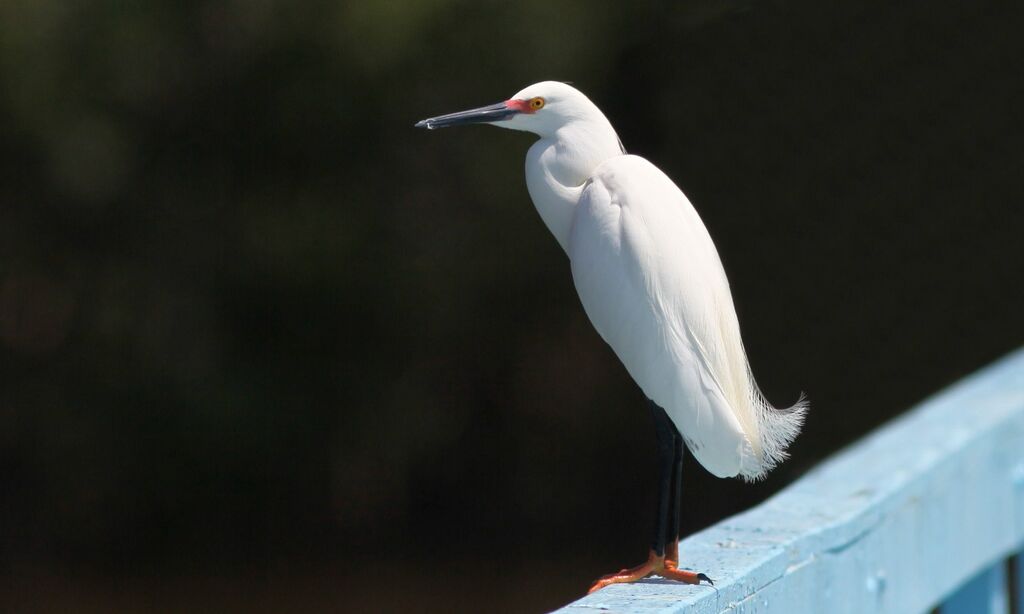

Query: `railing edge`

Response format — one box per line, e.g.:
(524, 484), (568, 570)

(556, 347), (1024, 613)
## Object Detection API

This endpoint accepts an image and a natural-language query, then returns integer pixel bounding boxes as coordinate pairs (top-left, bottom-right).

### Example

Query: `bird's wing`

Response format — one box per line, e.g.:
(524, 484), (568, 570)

(568, 155), (759, 478)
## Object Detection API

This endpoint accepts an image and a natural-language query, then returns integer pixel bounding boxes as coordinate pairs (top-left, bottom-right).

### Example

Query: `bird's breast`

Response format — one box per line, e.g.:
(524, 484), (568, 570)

(524, 139), (589, 252)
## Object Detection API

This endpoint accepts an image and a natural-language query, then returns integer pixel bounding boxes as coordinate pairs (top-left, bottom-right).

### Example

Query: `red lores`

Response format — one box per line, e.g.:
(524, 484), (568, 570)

(505, 99), (535, 114)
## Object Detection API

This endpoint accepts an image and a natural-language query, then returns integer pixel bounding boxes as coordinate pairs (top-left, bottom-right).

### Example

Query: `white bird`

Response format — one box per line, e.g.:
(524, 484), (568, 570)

(416, 81), (806, 593)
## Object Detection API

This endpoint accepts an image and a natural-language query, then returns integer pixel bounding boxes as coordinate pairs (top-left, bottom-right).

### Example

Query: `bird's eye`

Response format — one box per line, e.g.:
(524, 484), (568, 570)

(530, 97), (545, 110)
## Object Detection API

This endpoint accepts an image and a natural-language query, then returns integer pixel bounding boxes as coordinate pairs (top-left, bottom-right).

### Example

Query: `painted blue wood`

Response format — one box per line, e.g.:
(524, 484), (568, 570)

(939, 562), (1008, 614)
(555, 347), (1024, 614)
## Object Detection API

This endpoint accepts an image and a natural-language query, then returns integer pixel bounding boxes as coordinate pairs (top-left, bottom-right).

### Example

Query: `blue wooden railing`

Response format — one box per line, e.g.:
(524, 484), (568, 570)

(557, 348), (1024, 614)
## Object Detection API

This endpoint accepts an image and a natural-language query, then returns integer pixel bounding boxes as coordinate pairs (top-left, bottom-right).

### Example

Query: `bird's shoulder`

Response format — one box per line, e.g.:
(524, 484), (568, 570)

(574, 153), (731, 341)
(584, 154), (680, 208)
(580, 154), (708, 251)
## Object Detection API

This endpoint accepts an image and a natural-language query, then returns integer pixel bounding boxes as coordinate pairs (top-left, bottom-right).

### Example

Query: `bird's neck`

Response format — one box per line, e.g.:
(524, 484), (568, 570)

(525, 122), (623, 253)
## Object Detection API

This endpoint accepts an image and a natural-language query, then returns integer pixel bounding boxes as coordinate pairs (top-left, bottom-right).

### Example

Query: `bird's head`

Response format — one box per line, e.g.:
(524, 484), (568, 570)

(415, 81), (599, 137)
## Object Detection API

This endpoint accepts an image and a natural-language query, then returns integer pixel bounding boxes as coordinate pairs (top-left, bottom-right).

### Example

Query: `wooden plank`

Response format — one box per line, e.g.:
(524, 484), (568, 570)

(939, 563), (1008, 614)
(556, 347), (1024, 614)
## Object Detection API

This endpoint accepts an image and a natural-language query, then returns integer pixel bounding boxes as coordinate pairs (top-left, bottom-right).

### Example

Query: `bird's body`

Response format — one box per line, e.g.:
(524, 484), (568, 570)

(416, 81), (806, 592)
(574, 156), (770, 479)
(512, 82), (804, 481)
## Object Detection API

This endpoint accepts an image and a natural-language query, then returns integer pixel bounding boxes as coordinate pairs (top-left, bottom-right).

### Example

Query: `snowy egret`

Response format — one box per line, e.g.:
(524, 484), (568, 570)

(416, 82), (807, 593)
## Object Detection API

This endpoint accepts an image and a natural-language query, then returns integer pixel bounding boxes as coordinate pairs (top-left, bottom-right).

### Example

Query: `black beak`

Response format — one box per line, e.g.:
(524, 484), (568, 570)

(415, 101), (518, 130)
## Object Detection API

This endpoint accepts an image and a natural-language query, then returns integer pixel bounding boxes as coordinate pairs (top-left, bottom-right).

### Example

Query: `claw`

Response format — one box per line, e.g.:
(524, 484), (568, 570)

(588, 548), (712, 593)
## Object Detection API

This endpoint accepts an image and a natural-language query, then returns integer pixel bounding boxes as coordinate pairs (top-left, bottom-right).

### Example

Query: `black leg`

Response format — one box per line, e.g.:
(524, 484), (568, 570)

(648, 399), (678, 558)
(587, 400), (711, 592)
(667, 425), (685, 551)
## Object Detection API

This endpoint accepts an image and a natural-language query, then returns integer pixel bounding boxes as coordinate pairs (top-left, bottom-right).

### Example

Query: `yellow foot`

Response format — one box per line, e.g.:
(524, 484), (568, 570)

(587, 549), (712, 594)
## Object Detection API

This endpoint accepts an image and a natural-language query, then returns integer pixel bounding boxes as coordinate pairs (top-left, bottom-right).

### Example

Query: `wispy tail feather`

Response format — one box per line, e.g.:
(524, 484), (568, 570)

(739, 389), (809, 482)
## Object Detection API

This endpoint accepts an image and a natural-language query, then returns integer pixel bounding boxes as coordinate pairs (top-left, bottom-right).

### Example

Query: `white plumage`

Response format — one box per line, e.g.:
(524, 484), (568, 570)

(571, 155), (806, 480)
(418, 80), (806, 482)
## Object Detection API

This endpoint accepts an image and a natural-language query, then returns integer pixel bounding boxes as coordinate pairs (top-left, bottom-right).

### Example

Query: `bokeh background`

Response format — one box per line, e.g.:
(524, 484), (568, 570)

(2, 1), (1023, 612)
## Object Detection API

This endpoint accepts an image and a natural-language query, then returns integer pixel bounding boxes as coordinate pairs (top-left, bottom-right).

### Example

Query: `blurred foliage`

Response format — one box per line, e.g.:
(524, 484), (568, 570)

(1, 0), (1022, 611)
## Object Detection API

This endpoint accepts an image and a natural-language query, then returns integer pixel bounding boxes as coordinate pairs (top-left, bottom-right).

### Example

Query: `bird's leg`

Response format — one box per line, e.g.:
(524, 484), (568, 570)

(650, 400), (675, 560)
(587, 401), (711, 594)
(650, 403), (710, 585)
(665, 427), (685, 568)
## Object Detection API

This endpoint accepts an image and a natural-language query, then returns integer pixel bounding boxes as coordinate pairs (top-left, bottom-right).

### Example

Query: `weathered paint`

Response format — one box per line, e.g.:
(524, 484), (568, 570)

(556, 347), (1024, 614)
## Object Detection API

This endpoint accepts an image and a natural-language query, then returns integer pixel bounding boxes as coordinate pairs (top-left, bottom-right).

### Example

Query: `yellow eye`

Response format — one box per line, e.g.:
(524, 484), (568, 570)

(529, 97), (545, 110)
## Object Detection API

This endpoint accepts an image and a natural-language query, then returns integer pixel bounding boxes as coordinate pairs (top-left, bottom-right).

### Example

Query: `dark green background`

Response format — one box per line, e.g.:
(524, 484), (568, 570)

(2, 1), (1022, 611)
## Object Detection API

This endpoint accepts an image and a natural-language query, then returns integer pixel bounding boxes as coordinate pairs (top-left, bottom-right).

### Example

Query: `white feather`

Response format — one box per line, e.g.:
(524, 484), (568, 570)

(498, 82), (806, 480)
